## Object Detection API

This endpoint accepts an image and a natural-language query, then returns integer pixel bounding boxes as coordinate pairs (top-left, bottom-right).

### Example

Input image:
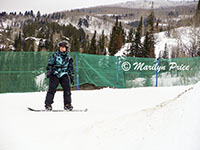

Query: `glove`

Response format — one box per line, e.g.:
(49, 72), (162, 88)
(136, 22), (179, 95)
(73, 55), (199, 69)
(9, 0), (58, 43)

(47, 70), (52, 78)
(70, 76), (74, 85)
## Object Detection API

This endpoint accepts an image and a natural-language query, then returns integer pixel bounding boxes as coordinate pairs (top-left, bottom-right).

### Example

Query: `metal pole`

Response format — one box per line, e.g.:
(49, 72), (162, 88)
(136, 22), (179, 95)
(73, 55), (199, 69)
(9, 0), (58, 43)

(156, 58), (159, 87)
(116, 56), (119, 88)
(76, 53), (79, 90)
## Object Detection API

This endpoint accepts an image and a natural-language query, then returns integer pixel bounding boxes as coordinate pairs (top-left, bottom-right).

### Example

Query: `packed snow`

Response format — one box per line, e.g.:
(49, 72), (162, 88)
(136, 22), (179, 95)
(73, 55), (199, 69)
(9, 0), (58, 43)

(0, 82), (200, 150)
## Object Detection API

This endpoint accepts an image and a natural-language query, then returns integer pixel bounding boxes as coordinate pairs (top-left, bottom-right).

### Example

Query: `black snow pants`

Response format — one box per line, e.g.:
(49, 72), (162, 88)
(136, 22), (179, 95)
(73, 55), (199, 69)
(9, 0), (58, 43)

(45, 74), (71, 106)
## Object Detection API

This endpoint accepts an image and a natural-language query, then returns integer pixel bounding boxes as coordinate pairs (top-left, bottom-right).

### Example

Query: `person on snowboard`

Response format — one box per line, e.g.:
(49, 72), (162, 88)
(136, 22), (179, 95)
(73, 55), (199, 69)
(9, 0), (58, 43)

(44, 40), (74, 111)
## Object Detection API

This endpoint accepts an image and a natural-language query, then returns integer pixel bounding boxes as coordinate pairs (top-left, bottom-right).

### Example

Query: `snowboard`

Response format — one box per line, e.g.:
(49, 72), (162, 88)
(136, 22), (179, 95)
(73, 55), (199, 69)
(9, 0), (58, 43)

(28, 107), (88, 112)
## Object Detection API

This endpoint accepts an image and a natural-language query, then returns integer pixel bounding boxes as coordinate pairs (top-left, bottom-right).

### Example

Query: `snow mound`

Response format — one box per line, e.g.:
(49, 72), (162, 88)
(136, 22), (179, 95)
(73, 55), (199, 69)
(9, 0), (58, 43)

(70, 83), (200, 150)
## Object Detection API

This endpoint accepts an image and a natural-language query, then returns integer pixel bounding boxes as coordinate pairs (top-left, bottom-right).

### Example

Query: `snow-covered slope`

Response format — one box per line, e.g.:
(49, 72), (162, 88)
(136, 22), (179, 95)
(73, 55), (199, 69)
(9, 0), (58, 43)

(57, 15), (113, 36)
(155, 26), (200, 58)
(109, 0), (198, 9)
(116, 26), (200, 58)
(0, 83), (200, 150)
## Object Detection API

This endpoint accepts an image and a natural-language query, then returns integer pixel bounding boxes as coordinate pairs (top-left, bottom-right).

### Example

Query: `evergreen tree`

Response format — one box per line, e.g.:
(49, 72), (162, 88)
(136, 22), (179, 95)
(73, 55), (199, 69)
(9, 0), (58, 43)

(108, 17), (125, 56)
(36, 11), (41, 18)
(83, 35), (90, 53)
(70, 34), (80, 52)
(78, 27), (86, 49)
(78, 18), (83, 28)
(97, 30), (106, 55)
(195, 0), (200, 25)
(143, 31), (150, 57)
(127, 28), (134, 43)
(119, 22), (126, 45)
(14, 32), (22, 51)
(128, 16), (143, 57)
(148, 35), (155, 58)
(30, 10), (34, 17)
(23, 22), (39, 37)
(116, 30), (123, 51)
(38, 39), (44, 51)
(144, 3), (155, 58)
(162, 43), (169, 59)
(146, 10), (154, 33)
(197, 0), (200, 11)
(108, 25), (118, 55)
(155, 19), (159, 33)
(20, 18), (91, 52)
(24, 39), (34, 51)
(89, 31), (97, 54)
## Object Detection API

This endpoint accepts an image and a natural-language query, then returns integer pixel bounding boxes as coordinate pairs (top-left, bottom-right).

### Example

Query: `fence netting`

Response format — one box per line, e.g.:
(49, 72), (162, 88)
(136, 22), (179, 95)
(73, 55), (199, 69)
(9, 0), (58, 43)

(0, 52), (200, 93)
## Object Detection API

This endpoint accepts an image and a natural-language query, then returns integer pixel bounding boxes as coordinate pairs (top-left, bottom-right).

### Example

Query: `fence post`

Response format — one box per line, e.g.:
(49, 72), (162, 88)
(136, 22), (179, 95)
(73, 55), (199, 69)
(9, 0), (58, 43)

(76, 53), (79, 90)
(116, 56), (119, 88)
(156, 58), (159, 87)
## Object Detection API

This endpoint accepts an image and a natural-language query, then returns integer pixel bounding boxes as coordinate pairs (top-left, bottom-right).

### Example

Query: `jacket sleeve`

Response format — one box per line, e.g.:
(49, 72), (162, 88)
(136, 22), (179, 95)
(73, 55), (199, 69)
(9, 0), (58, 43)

(68, 57), (74, 77)
(46, 53), (56, 71)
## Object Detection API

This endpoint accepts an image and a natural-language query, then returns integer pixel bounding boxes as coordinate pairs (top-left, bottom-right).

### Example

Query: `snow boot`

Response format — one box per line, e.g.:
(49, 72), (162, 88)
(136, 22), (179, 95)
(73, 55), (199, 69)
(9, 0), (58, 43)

(64, 104), (73, 111)
(45, 104), (52, 111)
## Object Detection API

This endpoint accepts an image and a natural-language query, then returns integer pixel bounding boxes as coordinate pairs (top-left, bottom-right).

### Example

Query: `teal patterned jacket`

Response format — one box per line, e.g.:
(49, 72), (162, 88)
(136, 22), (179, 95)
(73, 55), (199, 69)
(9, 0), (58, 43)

(47, 51), (74, 78)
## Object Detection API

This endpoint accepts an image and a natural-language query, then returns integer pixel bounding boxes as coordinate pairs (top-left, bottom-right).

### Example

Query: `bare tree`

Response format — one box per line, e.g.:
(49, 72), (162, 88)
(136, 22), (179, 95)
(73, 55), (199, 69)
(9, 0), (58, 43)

(172, 26), (200, 57)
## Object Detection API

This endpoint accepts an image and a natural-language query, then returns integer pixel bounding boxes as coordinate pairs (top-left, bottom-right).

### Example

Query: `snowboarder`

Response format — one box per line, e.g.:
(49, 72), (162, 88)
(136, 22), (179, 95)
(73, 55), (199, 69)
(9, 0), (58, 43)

(44, 40), (74, 111)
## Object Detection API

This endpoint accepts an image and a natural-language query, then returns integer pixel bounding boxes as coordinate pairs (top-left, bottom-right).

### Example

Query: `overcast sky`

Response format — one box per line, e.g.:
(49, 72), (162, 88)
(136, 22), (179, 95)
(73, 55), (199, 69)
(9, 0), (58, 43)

(0, 0), (128, 14)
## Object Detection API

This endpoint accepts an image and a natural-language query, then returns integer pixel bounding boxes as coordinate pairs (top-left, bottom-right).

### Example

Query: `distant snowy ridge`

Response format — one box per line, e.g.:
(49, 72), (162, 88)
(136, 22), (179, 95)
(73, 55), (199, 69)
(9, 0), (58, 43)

(109, 0), (198, 9)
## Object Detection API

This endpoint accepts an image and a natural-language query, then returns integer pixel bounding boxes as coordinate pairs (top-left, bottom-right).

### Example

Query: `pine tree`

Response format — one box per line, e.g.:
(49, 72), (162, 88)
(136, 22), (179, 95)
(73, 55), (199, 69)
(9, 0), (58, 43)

(71, 34), (80, 52)
(128, 16), (143, 57)
(78, 27), (86, 49)
(148, 35), (155, 58)
(195, 0), (200, 26)
(144, 2), (155, 58)
(38, 39), (44, 51)
(30, 10), (34, 17)
(98, 30), (106, 55)
(36, 11), (41, 18)
(108, 17), (125, 56)
(83, 35), (90, 53)
(24, 39), (34, 51)
(116, 31), (123, 50)
(155, 19), (159, 33)
(108, 25), (118, 55)
(162, 43), (169, 59)
(143, 31), (150, 57)
(197, 0), (200, 11)
(127, 28), (134, 43)
(14, 32), (22, 51)
(89, 31), (97, 54)
(119, 22), (126, 45)
(146, 11), (154, 33)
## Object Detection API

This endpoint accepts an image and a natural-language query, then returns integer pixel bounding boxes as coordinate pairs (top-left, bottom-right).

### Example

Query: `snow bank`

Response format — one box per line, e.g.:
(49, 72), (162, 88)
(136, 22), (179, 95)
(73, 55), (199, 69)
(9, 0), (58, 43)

(0, 84), (199, 150)
(70, 83), (200, 150)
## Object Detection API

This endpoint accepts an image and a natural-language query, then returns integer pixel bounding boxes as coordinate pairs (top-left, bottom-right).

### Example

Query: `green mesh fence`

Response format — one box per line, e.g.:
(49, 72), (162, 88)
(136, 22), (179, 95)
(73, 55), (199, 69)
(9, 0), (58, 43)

(157, 57), (200, 86)
(0, 52), (200, 93)
(78, 53), (125, 88)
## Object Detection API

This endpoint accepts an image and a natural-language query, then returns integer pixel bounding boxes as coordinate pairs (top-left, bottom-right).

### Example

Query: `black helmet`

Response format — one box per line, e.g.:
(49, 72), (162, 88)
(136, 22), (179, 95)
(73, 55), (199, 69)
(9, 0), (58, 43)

(57, 40), (69, 49)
